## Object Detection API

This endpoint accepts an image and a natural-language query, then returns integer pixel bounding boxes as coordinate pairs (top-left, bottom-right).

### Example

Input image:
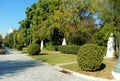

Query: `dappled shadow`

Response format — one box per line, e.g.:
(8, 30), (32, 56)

(0, 60), (43, 77)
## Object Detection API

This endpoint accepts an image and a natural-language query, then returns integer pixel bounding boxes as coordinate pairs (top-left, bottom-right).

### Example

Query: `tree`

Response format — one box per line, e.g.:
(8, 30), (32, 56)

(0, 34), (2, 48)
(0, 34), (2, 44)
(17, 0), (113, 47)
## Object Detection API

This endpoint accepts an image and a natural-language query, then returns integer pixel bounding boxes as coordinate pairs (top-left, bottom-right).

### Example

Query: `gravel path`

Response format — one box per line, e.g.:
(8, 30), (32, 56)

(0, 48), (115, 81)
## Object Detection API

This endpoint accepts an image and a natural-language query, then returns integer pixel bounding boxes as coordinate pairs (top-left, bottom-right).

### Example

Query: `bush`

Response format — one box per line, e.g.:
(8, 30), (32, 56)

(16, 44), (24, 50)
(45, 42), (56, 51)
(100, 46), (106, 56)
(27, 44), (40, 55)
(77, 44), (104, 71)
(58, 45), (80, 54)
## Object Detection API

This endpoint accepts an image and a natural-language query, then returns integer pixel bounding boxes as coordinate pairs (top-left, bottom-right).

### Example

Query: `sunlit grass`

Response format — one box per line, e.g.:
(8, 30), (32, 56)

(31, 50), (77, 65)
(61, 58), (117, 80)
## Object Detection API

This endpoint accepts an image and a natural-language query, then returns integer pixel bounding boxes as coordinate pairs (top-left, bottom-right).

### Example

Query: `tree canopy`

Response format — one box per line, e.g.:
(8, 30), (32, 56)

(3, 0), (120, 49)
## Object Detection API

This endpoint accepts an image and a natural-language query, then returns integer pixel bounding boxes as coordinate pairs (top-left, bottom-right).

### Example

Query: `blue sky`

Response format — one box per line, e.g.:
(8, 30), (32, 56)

(0, 0), (37, 37)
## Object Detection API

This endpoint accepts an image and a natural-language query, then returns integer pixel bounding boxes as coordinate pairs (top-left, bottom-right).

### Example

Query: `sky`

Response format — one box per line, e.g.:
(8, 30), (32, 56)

(0, 0), (37, 37)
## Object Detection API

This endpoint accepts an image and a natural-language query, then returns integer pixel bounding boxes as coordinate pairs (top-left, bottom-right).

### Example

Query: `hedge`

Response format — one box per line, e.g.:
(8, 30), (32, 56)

(58, 45), (80, 54)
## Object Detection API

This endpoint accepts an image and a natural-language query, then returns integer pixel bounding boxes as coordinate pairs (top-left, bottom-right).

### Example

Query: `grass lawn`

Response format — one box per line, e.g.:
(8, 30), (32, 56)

(31, 50), (77, 65)
(61, 58), (117, 80)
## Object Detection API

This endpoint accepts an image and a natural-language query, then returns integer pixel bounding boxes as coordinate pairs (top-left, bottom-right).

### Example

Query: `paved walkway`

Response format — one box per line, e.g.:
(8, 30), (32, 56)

(0, 48), (117, 81)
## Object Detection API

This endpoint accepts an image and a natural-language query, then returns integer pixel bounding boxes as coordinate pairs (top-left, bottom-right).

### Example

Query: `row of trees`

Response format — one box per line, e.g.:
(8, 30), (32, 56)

(3, 0), (120, 50)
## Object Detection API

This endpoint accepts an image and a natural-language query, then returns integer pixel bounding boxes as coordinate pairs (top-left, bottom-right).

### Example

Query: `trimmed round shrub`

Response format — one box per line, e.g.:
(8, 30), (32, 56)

(77, 44), (104, 71)
(27, 44), (40, 55)
(16, 44), (24, 50)
(58, 45), (80, 54)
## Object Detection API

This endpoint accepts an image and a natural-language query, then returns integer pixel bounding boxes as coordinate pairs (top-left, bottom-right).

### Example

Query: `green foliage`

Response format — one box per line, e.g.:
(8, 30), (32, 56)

(4, 0), (118, 50)
(100, 46), (106, 56)
(95, 23), (113, 46)
(3, 35), (9, 47)
(77, 44), (104, 71)
(17, 0), (102, 47)
(68, 29), (93, 45)
(16, 44), (24, 50)
(45, 42), (56, 51)
(27, 44), (40, 55)
(58, 45), (80, 54)
(0, 34), (2, 45)
(51, 28), (64, 45)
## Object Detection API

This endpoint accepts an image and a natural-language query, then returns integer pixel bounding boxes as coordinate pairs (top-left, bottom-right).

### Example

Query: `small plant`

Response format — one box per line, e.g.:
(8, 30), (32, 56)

(27, 44), (40, 55)
(77, 44), (104, 71)
(58, 45), (80, 54)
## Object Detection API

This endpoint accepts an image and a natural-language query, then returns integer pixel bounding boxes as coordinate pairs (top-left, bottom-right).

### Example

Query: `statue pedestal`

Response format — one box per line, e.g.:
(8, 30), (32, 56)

(112, 71), (120, 80)
(105, 53), (114, 58)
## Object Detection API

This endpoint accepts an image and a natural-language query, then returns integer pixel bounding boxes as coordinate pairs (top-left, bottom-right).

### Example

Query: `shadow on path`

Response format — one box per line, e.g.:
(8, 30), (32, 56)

(0, 60), (43, 77)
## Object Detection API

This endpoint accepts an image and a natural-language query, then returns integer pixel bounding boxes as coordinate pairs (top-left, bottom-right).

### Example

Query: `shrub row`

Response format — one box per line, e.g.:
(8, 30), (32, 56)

(58, 45), (80, 54)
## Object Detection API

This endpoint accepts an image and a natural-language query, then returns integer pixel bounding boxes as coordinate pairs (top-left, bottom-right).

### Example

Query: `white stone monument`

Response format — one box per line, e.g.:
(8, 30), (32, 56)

(106, 33), (115, 58)
(62, 38), (66, 45)
(41, 40), (44, 50)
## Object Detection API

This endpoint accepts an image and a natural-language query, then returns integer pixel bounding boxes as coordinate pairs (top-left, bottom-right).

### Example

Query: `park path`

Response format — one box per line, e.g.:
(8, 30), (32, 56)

(0, 47), (115, 81)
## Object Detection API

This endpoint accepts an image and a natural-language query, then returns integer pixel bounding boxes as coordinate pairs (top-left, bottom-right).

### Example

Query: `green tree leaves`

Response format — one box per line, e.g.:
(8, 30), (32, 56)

(4, 0), (119, 48)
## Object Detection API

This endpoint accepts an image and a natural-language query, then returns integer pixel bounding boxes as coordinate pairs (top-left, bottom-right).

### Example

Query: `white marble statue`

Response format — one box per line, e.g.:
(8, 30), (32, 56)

(41, 40), (44, 50)
(62, 38), (66, 45)
(106, 33), (115, 58)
